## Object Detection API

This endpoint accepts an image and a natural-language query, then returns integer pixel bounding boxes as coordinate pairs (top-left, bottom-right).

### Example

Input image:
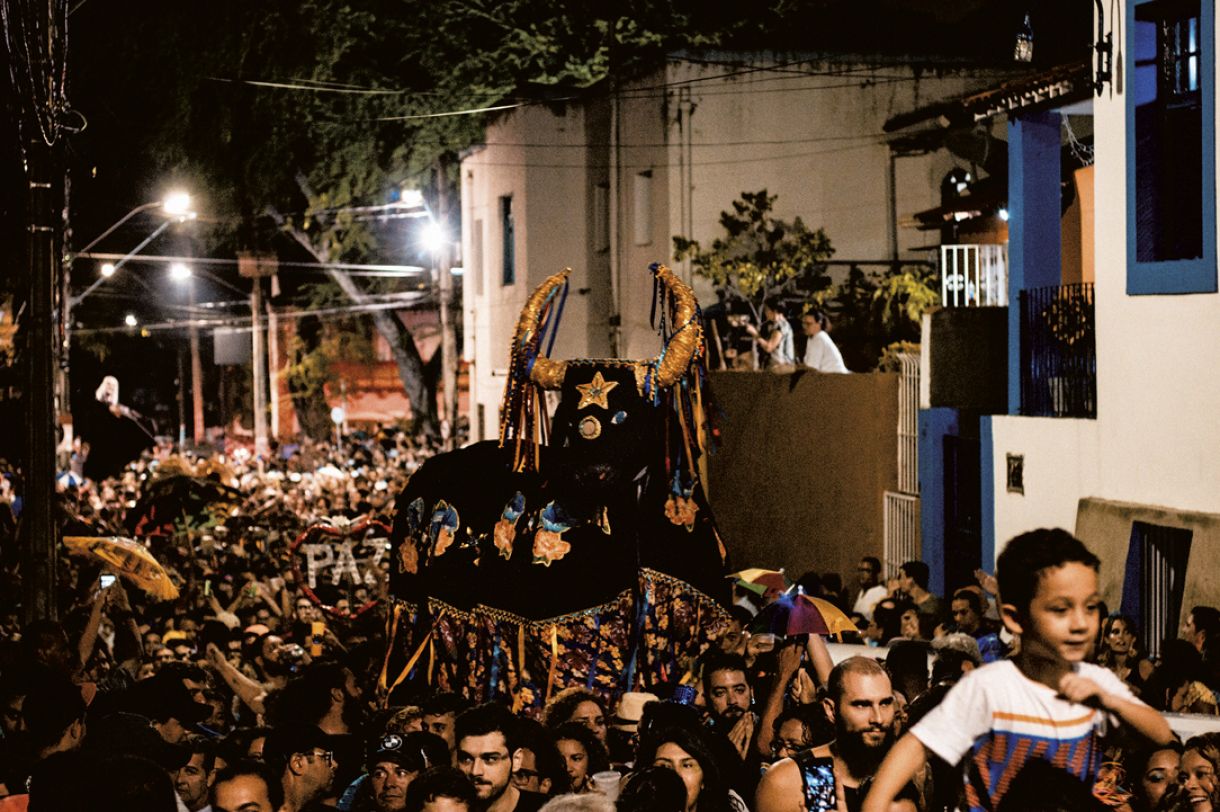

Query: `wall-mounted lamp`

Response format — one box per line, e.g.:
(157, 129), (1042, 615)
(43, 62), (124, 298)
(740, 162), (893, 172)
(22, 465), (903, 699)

(1014, 13), (1034, 63)
(1093, 0), (1114, 95)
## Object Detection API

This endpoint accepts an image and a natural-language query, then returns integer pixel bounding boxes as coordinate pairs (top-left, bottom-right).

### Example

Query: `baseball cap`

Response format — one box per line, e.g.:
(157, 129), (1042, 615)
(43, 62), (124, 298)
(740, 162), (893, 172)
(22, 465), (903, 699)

(366, 731), (448, 773)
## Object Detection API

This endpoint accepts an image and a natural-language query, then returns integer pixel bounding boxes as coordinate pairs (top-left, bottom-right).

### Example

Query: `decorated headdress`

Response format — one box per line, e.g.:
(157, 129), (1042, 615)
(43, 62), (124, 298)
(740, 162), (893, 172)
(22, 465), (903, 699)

(499, 263), (712, 491)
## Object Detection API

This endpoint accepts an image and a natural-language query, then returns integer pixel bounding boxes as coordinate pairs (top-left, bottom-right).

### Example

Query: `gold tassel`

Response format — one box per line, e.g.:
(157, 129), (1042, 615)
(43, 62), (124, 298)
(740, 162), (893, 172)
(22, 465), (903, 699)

(376, 604), (404, 701)
(546, 624), (559, 703)
(518, 624), (528, 682)
(387, 622), (434, 699)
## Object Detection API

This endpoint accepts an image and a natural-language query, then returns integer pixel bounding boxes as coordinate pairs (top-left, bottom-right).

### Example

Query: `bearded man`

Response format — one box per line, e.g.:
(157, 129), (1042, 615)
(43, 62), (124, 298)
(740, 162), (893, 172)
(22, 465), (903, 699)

(755, 657), (917, 812)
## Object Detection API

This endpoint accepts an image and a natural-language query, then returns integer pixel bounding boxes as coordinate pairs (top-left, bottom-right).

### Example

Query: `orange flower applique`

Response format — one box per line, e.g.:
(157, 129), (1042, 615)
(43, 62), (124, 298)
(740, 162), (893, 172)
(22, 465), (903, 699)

(493, 520), (516, 559)
(532, 529), (571, 567)
(398, 540), (419, 574)
(664, 494), (699, 530)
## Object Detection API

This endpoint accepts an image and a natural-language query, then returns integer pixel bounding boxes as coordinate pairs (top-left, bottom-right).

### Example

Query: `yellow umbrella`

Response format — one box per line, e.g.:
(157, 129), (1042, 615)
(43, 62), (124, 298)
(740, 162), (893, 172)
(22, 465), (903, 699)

(63, 536), (180, 601)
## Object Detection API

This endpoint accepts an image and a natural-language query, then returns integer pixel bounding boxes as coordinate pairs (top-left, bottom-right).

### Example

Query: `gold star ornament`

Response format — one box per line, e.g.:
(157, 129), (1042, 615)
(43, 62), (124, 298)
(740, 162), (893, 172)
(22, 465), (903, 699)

(575, 371), (618, 410)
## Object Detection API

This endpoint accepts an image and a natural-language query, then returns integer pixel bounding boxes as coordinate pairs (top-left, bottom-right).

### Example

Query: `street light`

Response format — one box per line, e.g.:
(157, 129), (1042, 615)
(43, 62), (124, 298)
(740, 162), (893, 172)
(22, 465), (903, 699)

(72, 191), (196, 258)
(162, 192), (193, 218)
(421, 221), (447, 254)
(70, 195), (198, 308)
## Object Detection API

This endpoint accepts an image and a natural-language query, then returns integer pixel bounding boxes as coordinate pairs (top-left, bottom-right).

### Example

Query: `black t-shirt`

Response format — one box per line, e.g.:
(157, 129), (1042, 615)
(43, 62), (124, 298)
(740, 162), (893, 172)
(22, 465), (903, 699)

(512, 789), (548, 812)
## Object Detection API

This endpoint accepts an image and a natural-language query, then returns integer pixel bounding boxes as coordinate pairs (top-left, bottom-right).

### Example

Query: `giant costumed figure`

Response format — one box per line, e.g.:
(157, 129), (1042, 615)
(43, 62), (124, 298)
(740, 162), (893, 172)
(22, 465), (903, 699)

(382, 263), (731, 712)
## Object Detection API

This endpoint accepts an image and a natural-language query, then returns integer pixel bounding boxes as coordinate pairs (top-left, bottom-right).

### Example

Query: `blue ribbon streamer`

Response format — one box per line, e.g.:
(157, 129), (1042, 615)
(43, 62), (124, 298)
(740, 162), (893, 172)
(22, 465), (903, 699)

(489, 630), (503, 699)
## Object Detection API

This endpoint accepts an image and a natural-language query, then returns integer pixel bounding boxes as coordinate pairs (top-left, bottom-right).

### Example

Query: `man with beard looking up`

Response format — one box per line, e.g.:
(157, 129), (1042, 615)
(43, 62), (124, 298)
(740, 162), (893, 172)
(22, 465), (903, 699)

(755, 657), (910, 812)
(455, 704), (545, 812)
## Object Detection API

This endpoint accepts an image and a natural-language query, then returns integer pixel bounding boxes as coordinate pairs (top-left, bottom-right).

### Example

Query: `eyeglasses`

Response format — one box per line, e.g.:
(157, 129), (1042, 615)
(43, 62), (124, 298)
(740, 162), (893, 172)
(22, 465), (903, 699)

(772, 739), (810, 755)
(306, 750), (335, 765)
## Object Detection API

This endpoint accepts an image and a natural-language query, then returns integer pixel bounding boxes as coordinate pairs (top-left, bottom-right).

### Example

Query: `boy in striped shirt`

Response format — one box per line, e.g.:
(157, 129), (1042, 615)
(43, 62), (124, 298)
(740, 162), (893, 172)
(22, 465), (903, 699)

(862, 529), (1173, 811)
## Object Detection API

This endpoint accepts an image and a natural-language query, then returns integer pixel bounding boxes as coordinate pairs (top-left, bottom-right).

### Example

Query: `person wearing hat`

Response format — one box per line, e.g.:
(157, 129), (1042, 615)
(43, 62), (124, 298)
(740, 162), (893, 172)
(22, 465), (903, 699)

(263, 722), (340, 812)
(367, 732), (449, 812)
(607, 692), (658, 768)
(131, 671), (214, 744)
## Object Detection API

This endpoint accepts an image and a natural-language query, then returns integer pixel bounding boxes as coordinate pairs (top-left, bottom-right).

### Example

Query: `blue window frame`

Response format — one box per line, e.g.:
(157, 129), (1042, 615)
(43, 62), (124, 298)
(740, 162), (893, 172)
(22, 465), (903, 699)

(1127, 0), (1217, 294)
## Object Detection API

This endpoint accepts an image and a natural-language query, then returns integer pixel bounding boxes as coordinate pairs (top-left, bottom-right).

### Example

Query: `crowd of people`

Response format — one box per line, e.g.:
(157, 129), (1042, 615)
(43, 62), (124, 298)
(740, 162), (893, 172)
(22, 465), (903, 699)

(0, 434), (1216, 811)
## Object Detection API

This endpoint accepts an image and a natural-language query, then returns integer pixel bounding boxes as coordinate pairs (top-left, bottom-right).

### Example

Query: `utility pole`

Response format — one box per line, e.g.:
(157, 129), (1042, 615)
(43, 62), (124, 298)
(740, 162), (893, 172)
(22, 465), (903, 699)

(238, 252), (276, 456)
(435, 160), (459, 451)
(21, 138), (61, 623)
(251, 278), (268, 457)
(267, 302), (280, 441)
(189, 281), (204, 446)
(177, 348), (187, 449)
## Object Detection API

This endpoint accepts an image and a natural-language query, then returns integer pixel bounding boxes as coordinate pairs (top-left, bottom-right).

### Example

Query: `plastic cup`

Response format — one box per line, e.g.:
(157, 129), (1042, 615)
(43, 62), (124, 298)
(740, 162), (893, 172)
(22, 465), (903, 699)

(591, 771), (622, 801)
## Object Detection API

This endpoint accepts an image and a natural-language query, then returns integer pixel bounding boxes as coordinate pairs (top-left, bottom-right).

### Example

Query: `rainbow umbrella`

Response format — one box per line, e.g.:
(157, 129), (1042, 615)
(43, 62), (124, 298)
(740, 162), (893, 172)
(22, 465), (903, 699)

(750, 592), (857, 638)
(727, 567), (789, 595)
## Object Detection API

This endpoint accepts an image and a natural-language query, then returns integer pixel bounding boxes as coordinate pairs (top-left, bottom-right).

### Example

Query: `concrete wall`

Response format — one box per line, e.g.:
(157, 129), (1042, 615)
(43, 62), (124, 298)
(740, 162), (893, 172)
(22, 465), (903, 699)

(1076, 498), (1220, 627)
(988, 415), (1101, 562)
(706, 370), (898, 584)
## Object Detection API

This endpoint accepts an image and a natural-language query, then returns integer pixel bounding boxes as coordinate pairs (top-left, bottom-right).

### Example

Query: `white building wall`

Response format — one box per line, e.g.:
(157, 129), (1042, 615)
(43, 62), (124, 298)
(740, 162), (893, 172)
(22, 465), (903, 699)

(462, 56), (1004, 440)
(984, 1), (1220, 559)
(989, 416), (1102, 557)
(1089, 3), (1220, 514)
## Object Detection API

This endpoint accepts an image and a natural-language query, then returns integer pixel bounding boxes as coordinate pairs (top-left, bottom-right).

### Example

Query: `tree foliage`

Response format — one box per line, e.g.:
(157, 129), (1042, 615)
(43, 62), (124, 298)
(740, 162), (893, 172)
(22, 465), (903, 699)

(674, 191), (939, 370)
(673, 190), (835, 323)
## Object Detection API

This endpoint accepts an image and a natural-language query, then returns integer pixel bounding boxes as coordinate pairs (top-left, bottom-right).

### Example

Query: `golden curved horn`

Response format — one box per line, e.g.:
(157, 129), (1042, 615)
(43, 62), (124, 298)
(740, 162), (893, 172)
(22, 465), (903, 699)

(650, 264), (703, 388)
(511, 268), (571, 390)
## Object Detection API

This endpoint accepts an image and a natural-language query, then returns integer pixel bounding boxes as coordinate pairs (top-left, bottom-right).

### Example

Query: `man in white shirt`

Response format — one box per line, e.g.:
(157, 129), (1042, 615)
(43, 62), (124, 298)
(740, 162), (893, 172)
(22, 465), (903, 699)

(852, 557), (887, 621)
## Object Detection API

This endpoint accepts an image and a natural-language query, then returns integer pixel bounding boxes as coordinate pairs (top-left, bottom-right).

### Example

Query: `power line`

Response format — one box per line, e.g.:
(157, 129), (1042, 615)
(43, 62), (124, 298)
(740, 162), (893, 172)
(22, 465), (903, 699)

(75, 252), (431, 277)
(73, 294), (436, 335)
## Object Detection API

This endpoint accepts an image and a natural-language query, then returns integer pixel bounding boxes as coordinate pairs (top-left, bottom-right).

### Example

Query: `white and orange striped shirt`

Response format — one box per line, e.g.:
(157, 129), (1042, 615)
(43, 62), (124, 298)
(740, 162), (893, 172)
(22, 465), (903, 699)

(911, 660), (1139, 810)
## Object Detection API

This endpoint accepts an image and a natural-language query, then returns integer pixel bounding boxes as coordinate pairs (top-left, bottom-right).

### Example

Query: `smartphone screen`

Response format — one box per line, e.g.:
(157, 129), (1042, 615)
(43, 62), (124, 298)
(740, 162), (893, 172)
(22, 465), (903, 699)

(99, 574), (117, 589)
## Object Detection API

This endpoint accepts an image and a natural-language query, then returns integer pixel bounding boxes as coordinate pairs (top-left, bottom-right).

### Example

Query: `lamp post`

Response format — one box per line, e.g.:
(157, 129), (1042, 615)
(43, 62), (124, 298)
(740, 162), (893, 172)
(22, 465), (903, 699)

(61, 193), (195, 455)
(169, 263), (205, 447)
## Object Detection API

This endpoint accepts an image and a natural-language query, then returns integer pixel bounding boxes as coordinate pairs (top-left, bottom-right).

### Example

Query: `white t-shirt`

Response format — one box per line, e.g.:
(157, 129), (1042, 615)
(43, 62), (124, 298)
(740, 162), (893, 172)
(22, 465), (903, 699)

(802, 331), (848, 373)
(852, 584), (888, 620)
(911, 660), (1140, 811)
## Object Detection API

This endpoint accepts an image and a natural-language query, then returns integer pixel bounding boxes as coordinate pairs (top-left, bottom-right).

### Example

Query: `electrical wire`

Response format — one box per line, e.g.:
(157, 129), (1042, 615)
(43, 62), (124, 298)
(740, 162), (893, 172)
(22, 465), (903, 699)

(73, 294), (436, 335)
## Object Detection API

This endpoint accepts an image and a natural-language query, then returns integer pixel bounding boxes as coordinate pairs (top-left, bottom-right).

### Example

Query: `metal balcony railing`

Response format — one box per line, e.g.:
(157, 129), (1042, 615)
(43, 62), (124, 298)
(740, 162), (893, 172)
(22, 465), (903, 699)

(940, 244), (1008, 307)
(1019, 283), (1096, 418)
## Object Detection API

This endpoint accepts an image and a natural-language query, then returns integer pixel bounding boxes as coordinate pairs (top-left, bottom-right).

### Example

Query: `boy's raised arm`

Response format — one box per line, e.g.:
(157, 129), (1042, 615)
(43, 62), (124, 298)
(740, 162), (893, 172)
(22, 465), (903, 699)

(1058, 671), (1174, 746)
(860, 733), (928, 812)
